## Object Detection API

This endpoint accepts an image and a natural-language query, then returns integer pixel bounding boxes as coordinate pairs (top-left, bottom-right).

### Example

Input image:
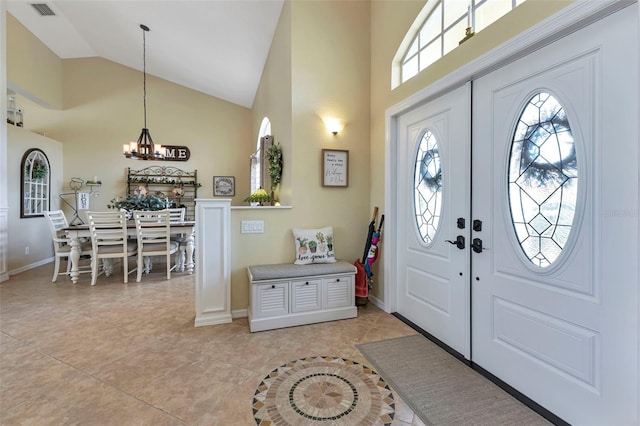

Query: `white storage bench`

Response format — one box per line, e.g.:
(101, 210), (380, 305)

(247, 260), (357, 332)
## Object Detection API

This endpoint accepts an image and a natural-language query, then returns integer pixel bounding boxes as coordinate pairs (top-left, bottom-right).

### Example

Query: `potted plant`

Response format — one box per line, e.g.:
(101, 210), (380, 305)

(316, 231), (326, 252)
(308, 240), (317, 253)
(327, 235), (333, 251)
(297, 237), (308, 254)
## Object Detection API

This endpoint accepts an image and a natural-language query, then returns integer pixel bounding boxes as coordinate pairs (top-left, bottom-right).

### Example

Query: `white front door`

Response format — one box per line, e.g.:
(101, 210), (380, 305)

(471, 5), (638, 424)
(396, 83), (471, 358)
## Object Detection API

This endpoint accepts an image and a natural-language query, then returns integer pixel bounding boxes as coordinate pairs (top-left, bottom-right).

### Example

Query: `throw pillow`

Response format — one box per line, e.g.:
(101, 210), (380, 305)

(292, 227), (336, 265)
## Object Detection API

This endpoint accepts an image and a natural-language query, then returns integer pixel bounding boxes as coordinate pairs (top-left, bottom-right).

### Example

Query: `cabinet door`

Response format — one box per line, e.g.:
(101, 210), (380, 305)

(254, 282), (289, 318)
(291, 279), (322, 313)
(324, 275), (353, 309)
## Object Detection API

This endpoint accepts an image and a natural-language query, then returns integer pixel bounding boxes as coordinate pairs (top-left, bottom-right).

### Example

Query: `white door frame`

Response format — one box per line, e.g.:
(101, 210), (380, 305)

(384, 0), (635, 313)
(383, 0), (639, 419)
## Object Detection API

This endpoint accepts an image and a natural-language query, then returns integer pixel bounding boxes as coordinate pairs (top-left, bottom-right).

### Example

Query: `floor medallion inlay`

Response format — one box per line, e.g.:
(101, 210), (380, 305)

(253, 356), (395, 425)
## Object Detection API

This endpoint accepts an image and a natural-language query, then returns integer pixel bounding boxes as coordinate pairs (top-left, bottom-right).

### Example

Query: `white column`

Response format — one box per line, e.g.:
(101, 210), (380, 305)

(194, 198), (232, 326)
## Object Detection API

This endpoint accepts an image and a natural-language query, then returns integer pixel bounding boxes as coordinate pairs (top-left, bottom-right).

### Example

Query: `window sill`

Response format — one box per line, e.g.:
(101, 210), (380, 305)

(231, 205), (292, 210)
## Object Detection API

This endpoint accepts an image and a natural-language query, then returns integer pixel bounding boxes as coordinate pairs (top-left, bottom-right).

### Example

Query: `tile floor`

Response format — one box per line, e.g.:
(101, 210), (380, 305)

(0, 263), (425, 425)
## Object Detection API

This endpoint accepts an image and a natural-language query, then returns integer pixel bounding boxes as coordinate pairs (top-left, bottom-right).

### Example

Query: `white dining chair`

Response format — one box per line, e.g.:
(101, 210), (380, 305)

(87, 211), (137, 285)
(44, 210), (93, 282)
(168, 207), (188, 272)
(133, 210), (179, 282)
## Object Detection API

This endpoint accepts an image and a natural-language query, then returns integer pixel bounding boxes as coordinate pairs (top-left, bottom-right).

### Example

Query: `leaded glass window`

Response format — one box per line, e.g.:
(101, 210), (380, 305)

(508, 92), (578, 268)
(414, 130), (442, 244)
(397, 0), (527, 86)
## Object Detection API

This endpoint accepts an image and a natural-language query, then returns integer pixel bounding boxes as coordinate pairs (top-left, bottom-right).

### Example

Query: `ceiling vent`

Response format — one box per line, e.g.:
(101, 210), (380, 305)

(30, 3), (56, 16)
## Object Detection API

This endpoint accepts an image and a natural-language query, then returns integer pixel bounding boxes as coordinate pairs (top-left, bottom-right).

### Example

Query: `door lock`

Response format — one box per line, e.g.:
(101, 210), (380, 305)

(471, 238), (486, 253)
(457, 217), (466, 229)
(445, 235), (465, 250)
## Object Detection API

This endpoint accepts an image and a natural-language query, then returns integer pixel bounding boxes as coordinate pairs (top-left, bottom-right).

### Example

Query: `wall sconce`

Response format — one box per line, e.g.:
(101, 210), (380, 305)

(324, 117), (344, 136)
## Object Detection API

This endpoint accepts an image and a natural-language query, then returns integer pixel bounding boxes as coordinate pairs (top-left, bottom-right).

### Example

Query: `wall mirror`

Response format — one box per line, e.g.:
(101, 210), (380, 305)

(21, 148), (50, 218)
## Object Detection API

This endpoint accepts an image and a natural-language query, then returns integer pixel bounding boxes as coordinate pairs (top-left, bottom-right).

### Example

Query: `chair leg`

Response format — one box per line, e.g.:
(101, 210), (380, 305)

(125, 255), (130, 284)
(137, 255), (143, 283)
(91, 257), (98, 286)
(52, 256), (61, 283)
(166, 252), (171, 280)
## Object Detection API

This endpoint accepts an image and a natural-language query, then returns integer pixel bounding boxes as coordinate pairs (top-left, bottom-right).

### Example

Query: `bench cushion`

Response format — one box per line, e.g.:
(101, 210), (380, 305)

(248, 260), (356, 282)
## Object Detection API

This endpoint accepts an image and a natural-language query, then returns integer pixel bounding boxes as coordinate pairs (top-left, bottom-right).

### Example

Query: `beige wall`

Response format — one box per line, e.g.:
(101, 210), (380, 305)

(232, 0), (371, 312)
(368, 0), (573, 301)
(7, 126), (64, 272)
(6, 13), (62, 109)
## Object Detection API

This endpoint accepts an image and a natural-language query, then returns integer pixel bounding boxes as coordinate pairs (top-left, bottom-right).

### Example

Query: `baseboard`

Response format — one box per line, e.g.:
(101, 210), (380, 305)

(9, 257), (54, 276)
(232, 308), (248, 318)
(392, 312), (569, 426)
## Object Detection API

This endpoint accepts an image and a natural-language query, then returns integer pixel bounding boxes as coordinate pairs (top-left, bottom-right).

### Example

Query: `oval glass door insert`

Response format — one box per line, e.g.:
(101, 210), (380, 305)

(508, 92), (578, 268)
(414, 129), (442, 245)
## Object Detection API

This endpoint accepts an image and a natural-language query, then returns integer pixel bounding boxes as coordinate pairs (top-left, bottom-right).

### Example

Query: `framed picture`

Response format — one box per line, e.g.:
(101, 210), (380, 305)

(214, 176), (235, 196)
(322, 149), (349, 187)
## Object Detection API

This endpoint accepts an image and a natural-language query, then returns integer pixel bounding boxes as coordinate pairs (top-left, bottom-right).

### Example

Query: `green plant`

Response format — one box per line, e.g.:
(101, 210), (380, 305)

(297, 237), (308, 248)
(316, 232), (325, 244)
(108, 194), (168, 211)
(266, 142), (283, 189)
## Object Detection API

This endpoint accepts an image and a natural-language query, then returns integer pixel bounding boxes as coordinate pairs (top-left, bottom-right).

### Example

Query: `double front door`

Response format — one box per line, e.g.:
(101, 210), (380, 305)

(394, 5), (638, 424)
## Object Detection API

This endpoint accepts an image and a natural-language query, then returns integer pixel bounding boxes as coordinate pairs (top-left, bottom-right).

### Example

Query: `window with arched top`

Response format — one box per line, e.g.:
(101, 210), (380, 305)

(393, 0), (527, 87)
(251, 117), (272, 194)
(21, 148), (51, 218)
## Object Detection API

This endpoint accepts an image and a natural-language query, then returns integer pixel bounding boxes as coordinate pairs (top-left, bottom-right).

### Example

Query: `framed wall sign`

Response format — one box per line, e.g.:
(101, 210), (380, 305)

(322, 149), (349, 187)
(214, 176), (235, 196)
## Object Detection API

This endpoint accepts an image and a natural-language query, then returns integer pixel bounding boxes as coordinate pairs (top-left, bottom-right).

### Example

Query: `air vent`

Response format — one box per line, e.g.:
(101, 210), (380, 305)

(30, 3), (56, 16)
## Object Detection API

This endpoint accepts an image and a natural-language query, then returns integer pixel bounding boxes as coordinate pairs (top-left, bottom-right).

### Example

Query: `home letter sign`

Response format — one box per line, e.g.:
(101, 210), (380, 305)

(163, 145), (191, 161)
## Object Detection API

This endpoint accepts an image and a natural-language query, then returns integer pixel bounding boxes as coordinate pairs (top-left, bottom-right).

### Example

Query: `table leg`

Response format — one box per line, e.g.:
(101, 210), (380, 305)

(69, 235), (81, 284)
(186, 232), (195, 274)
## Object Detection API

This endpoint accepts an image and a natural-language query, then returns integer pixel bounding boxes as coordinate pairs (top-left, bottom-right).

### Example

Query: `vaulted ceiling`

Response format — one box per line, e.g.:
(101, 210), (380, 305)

(6, 1), (285, 108)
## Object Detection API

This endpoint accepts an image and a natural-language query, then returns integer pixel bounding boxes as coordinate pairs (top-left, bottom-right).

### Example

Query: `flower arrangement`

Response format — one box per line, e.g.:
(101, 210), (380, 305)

(108, 194), (169, 211)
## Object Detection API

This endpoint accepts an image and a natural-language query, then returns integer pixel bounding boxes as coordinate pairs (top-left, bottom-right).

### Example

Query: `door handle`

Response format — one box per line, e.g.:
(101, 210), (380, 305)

(471, 238), (487, 253)
(445, 235), (465, 250)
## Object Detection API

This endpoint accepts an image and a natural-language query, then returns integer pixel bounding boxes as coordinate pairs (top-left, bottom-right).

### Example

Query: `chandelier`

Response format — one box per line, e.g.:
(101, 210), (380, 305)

(123, 24), (165, 160)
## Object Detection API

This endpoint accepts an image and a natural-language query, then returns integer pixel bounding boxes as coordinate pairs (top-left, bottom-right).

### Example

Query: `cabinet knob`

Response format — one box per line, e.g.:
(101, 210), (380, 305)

(336, 278), (340, 282)
(271, 285), (275, 289)
(305, 281), (309, 285)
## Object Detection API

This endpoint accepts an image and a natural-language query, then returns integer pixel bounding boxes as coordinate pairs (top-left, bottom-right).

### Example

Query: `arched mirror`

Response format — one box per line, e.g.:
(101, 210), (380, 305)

(21, 148), (51, 218)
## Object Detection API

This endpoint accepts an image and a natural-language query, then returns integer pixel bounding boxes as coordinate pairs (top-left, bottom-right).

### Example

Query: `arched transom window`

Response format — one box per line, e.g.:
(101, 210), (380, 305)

(394, 0), (527, 86)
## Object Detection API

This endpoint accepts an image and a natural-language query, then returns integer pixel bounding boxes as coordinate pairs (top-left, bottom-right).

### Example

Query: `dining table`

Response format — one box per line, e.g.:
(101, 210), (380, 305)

(64, 220), (196, 283)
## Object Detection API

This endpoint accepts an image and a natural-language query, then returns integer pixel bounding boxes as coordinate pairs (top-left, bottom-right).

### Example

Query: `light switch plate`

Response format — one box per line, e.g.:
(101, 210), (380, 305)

(241, 220), (264, 234)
